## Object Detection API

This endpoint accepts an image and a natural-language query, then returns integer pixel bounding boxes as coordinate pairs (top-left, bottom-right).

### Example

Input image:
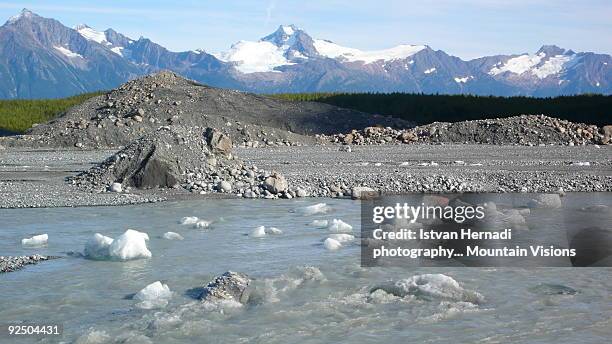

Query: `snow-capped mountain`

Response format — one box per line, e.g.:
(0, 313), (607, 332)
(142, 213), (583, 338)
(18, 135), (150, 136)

(0, 9), (610, 98)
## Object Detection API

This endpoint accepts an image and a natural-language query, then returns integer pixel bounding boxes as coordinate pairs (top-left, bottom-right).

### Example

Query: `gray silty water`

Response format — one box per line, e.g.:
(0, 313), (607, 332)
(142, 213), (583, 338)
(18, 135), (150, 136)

(1, 196), (611, 343)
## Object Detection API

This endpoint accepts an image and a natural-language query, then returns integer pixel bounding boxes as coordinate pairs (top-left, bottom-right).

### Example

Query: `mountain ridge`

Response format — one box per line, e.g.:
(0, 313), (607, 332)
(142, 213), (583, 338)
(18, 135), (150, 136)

(0, 9), (609, 98)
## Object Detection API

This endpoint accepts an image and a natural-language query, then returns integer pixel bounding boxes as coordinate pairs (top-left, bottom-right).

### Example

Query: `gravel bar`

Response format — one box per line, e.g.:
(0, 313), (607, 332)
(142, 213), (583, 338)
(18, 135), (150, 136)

(0, 144), (610, 208)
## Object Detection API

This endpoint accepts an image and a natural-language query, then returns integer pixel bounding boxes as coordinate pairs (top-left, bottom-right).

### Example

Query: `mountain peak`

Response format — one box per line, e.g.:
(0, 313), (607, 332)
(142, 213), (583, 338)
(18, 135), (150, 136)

(279, 24), (298, 35)
(261, 24), (304, 46)
(6, 8), (38, 24)
(74, 23), (91, 30)
(537, 45), (569, 56)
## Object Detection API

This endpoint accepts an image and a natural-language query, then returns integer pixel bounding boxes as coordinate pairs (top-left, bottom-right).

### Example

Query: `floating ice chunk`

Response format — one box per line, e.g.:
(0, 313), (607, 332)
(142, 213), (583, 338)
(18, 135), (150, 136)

(21, 234), (48, 247)
(298, 203), (330, 216)
(528, 194), (562, 209)
(163, 232), (184, 240)
(194, 220), (211, 229)
(74, 329), (111, 344)
(180, 216), (199, 225)
(328, 219), (353, 232)
(84, 233), (114, 259)
(329, 233), (355, 242)
(324, 238), (342, 250)
(400, 162), (410, 166)
(134, 281), (173, 309)
(310, 219), (329, 228)
(373, 274), (485, 304)
(266, 227), (283, 235)
(108, 229), (152, 261)
(251, 226), (266, 238)
(580, 204), (610, 213)
(502, 213), (526, 225)
(368, 288), (400, 304)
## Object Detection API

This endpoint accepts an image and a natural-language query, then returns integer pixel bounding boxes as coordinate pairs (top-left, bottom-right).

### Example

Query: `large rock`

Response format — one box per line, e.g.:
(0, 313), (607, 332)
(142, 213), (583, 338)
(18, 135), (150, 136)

(204, 127), (232, 156)
(73, 128), (196, 189)
(263, 172), (288, 194)
(397, 131), (417, 143)
(602, 125), (612, 144)
(351, 186), (379, 200)
(109, 182), (122, 193)
(130, 145), (181, 188)
(199, 271), (251, 304)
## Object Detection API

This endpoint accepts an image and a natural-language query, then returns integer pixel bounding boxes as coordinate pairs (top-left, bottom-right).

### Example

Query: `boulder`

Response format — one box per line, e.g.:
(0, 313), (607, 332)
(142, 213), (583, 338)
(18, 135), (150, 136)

(602, 125), (612, 144)
(263, 172), (288, 194)
(131, 148), (181, 188)
(296, 188), (308, 197)
(218, 180), (232, 193)
(109, 182), (122, 193)
(199, 271), (251, 304)
(342, 133), (354, 144)
(397, 131), (417, 143)
(204, 127), (232, 156)
(351, 186), (379, 200)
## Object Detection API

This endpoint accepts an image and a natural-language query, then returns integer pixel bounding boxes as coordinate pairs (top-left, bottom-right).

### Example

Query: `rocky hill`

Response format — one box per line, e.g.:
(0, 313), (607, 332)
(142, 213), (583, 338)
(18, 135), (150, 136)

(20, 71), (406, 148)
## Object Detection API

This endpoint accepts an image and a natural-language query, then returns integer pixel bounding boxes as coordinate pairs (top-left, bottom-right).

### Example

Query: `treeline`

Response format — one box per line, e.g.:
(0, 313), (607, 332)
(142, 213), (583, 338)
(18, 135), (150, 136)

(1, 91), (609, 134)
(0, 92), (103, 133)
(272, 92), (611, 126)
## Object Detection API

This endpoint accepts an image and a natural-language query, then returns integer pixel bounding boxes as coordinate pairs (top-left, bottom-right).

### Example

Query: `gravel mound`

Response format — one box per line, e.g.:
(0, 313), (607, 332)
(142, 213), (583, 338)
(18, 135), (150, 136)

(20, 71), (406, 148)
(324, 115), (610, 146)
(70, 126), (301, 199)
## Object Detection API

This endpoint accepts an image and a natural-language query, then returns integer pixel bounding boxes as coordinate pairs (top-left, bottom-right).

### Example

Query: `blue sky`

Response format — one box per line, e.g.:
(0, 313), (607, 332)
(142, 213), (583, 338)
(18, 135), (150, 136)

(0, 0), (610, 59)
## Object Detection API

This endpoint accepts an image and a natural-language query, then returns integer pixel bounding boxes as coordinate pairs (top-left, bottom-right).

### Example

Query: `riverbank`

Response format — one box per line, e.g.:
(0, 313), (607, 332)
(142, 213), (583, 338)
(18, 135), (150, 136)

(1, 144), (610, 208)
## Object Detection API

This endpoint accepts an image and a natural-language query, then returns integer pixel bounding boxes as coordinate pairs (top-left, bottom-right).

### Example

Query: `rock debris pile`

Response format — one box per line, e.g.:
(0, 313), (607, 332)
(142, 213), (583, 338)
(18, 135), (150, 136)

(70, 126), (300, 199)
(20, 71), (405, 149)
(322, 115), (610, 146)
(0, 255), (59, 273)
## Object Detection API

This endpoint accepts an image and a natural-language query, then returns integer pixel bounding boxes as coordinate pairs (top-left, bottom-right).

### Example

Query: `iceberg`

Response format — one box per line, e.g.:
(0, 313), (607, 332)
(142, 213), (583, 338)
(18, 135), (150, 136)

(162, 232), (184, 240)
(328, 219), (353, 232)
(310, 219), (328, 228)
(108, 229), (151, 261)
(251, 226), (266, 238)
(298, 203), (330, 216)
(323, 238), (342, 250)
(134, 281), (173, 309)
(194, 220), (211, 229)
(266, 227), (283, 235)
(21, 234), (48, 247)
(329, 233), (354, 242)
(372, 274), (485, 304)
(180, 216), (199, 225)
(84, 230), (151, 261)
(84, 233), (114, 259)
